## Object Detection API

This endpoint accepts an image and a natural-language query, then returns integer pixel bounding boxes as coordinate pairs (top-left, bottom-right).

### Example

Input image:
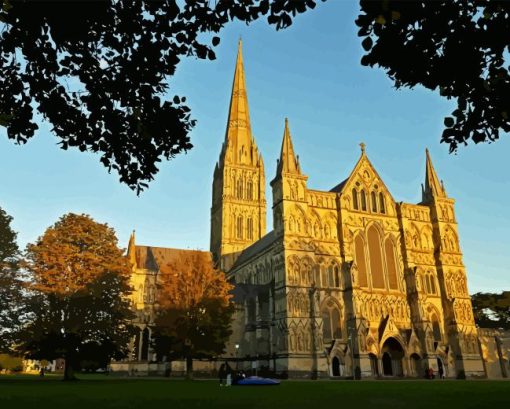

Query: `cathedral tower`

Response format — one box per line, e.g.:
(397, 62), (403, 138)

(210, 40), (266, 271)
(421, 149), (484, 375)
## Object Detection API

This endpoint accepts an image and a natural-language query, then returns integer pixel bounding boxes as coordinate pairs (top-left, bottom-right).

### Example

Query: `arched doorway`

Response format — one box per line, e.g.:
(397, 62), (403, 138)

(332, 357), (340, 376)
(331, 356), (344, 376)
(410, 354), (421, 377)
(382, 353), (392, 375)
(381, 337), (405, 377)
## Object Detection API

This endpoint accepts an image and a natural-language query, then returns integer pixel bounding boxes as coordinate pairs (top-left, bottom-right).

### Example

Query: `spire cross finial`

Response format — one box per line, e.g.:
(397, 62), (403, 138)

(360, 142), (366, 153)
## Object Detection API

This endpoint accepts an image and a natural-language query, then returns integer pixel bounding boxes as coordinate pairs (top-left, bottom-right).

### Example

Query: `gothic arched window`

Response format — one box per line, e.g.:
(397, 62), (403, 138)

(236, 178), (243, 199)
(360, 190), (367, 211)
(247, 217), (253, 240)
(431, 314), (441, 342)
(429, 274), (436, 294)
(247, 180), (253, 200)
(379, 193), (386, 214)
(352, 189), (359, 210)
(371, 191), (377, 212)
(385, 239), (399, 290)
(322, 302), (342, 342)
(321, 265), (328, 289)
(367, 226), (385, 289)
(334, 265), (340, 288)
(236, 215), (243, 239)
(328, 265), (335, 288)
(354, 235), (368, 287)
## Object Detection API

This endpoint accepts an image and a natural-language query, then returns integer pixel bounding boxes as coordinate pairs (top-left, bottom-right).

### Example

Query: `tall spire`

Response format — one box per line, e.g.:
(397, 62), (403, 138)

(127, 230), (137, 267)
(423, 148), (447, 201)
(222, 38), (255, 165)
(276, 118), (301, 175)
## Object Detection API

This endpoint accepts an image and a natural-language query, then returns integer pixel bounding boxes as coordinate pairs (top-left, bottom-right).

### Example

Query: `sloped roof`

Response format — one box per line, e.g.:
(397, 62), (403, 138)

(134, 246), (211, 274)
(232, 230), (277, 269)
(329, 178), (348, 193)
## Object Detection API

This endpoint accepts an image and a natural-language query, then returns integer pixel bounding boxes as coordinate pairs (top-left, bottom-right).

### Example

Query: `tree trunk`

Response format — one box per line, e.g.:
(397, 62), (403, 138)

(63, 359), (77, 381)
(185, 354), (193, 380)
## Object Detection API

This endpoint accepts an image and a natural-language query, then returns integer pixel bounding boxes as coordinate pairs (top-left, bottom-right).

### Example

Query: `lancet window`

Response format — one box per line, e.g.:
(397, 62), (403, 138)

(322, 301), (342, 342)
(371, 191), (377, 212)
(367, 226), (385, 289)
(352, 189), (359, 210)
(431, 314), (442, 342)
(379, 193), (386, 214)
(235, 178), (243, 199)
(247, 217), (253, 240)
(354, 235), (368, 287)
(247, 180), (253, 200)
(360, 190), (367, 211)
(385, 239), (399, 290)
(236, 215), (243, 239)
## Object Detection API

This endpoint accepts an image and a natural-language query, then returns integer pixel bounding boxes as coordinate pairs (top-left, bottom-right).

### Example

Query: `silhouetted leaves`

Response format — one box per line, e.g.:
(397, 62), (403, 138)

(0, 1), (320, 192)
(356, 1), (510, 151)
(472, 292), (510, 330)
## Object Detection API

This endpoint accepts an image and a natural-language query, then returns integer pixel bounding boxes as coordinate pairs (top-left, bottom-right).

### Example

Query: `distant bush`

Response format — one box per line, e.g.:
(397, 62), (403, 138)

(0, 354), (23, 372)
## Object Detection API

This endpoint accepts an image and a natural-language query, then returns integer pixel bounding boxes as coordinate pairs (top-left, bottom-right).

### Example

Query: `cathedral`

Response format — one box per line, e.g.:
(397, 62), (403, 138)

(116, 41), (509, 379)
(210, 40), (485, 379)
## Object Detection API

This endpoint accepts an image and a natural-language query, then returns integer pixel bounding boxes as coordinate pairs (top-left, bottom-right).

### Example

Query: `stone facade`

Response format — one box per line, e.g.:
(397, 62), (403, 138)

(211, 41), (486, 379)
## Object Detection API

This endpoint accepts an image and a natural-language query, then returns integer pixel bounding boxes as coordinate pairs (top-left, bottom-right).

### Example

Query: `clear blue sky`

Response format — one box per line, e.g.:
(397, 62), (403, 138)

(0, 1), (508, 293)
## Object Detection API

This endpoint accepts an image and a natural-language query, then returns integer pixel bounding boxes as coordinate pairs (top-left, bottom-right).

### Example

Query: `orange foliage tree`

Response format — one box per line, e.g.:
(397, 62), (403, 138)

(18, 213), (135, 380)
(152, 252), (234, 378)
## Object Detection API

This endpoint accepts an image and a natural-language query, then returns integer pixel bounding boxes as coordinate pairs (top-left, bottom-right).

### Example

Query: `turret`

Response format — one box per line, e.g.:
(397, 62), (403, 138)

(422, 148), (447, 203)
(271, 118), (308, 235)
(127, 230), (137, 268)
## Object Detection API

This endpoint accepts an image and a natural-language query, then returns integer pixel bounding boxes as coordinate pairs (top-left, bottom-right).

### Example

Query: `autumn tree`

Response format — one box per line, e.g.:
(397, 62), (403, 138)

(0, 0), (320, 193)
(356, 1), (510, 151)
(0, 206), (24, 352)
(152, 252), (234, 379)
(18, 213), (135, 380)
(472, 291), (510, 330)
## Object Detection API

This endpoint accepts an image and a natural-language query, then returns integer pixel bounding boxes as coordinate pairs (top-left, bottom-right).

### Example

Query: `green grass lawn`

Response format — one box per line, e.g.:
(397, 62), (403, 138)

(0, 375), (509, 409)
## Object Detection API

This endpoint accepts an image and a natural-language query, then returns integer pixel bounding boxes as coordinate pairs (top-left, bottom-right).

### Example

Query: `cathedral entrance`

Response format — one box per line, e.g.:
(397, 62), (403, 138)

(381, 337), (404, 376)
(332, 357), (341, 376)
(410, 353), (421, 377)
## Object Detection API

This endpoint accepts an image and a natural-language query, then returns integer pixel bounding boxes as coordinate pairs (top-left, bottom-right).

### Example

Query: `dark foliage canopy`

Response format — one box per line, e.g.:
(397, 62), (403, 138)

(0, 206), (22, 352)
(472, 291), (510, 330)
(357, 1), (510, 151)
(0, 0), (319, 193)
